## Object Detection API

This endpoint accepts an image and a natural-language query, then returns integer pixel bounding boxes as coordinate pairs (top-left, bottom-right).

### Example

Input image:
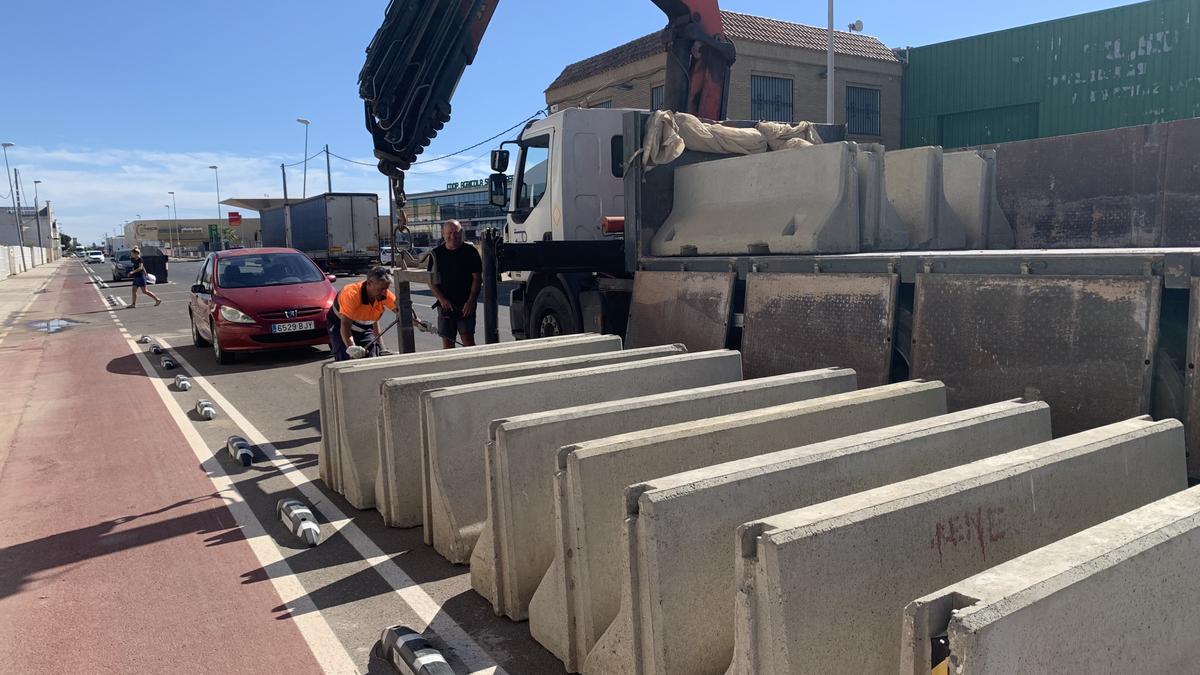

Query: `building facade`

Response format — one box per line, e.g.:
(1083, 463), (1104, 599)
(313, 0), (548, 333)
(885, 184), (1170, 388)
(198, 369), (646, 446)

(903, 0), (1200, 148)
(402, 179), (506, 245)
(0, 203), (57, 250)
(124, 217), (262, 256)
(545, 11), (904, 148)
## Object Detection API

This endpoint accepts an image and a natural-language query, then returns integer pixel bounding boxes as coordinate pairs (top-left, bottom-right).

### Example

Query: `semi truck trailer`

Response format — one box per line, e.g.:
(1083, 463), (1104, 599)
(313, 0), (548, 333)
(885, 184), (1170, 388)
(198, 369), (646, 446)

(260, 192), (381, 273)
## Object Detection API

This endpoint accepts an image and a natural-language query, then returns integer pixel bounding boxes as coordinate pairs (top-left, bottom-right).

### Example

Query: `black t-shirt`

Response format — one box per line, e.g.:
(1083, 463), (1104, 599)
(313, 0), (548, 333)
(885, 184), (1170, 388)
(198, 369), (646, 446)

(130, 256), (145, 278)
(428, 243), (482, 307)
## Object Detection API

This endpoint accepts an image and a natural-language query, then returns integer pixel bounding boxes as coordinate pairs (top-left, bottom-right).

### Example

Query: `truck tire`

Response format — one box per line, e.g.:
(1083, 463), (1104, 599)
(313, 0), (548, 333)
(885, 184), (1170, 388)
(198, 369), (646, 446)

(528, 285), (579, 338)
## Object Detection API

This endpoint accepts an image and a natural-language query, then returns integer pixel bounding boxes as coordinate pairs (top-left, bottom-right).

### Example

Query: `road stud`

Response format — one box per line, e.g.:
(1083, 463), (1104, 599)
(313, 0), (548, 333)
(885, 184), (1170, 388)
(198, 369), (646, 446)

(195, 399), (216, 420)
(173, 374), (192, 391)
(159, 356), (177, 369)
(376, 625), (452, 675)
(277, 498), (321, 547)
(150, 341), (164, 355)
(137, 335), (152, 344)
(226, 435), (254, 466)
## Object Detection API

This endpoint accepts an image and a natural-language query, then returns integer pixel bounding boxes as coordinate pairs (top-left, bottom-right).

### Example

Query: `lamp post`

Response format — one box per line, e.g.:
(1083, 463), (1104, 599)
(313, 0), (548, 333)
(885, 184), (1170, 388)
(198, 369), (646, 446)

(168, 191), (179, 254)
(209, 165), (221, 249)
(297, 117), (311, 198)
(2, 142), (25, 271)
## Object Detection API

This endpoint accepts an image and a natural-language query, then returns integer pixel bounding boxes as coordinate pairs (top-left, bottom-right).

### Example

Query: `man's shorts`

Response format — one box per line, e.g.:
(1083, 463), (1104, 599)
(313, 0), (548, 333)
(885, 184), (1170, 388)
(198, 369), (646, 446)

(437, 306), (476, 339)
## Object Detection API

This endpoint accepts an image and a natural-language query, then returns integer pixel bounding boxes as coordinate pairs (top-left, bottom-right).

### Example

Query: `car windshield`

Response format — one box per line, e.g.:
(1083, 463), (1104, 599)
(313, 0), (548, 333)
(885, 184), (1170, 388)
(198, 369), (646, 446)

(217, 252), (324, 289)
(117, 252), (131, 261)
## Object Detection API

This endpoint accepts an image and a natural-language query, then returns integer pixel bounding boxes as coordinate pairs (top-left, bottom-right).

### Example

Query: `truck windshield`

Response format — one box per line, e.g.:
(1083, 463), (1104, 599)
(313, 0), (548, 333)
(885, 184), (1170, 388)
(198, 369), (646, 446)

(515, 134), (549, 214)
(217, 252), (324, 288)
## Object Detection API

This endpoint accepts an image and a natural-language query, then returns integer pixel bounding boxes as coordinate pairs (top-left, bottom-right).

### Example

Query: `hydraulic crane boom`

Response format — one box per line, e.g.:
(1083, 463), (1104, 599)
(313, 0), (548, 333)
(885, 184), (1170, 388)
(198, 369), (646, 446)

(358, 0), (735, 208)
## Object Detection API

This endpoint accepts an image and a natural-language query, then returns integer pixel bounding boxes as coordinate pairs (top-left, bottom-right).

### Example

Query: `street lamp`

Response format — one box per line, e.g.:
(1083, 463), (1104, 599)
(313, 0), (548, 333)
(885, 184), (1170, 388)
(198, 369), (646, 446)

(1, 142), (25, 271)
(165, 205), (172, 251)
(297, 117), (311, 198)
(209, 165), (221, 248)
(168, 191), (179, 253)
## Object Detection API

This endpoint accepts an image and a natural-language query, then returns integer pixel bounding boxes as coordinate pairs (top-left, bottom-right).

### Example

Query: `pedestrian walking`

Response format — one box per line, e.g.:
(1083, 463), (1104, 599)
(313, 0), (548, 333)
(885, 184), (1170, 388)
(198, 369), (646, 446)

(129, 247), (161, 308)
(428, 220), (481, 349)
(328, 266), (398, 361)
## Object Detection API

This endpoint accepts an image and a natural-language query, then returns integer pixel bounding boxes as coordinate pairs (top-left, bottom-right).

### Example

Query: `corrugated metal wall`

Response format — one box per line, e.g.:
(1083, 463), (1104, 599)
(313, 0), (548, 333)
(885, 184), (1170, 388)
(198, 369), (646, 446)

(903, 0), (1200, 147)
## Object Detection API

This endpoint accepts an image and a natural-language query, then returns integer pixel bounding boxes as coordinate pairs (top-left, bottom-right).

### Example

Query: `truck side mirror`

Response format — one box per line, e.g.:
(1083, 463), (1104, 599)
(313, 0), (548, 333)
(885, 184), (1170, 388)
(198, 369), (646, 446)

(490, 149), (510, 173)
(488, 173), (509, 208)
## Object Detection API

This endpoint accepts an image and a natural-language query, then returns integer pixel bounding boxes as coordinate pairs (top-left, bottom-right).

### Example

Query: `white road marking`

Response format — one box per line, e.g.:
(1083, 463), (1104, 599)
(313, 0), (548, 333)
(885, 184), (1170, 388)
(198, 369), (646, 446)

(84, 263), (361, 673)
(159, 338), (505, 675)
(294, 374), (317, 385)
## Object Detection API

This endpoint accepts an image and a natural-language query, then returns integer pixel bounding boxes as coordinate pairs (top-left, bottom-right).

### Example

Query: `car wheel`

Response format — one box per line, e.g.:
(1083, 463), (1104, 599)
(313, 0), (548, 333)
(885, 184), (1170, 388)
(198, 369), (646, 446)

(528, 285), (579, 338)
(191, 310), (210, 347)
(211, 319), (234, 365)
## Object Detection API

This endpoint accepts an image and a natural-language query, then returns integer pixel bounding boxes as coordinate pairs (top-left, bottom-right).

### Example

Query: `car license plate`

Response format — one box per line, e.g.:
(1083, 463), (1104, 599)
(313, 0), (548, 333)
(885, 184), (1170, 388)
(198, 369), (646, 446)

(272, 321), (315, 334)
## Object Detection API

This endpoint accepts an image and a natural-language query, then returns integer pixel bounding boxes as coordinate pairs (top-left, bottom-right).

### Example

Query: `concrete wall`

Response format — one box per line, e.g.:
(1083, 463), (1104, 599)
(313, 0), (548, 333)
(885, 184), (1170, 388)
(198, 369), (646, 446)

(616, 400), (1050, 675)
(373, 344), (685, 527)
(902, 484), (1200, 675)
(530, 380), (948, 671)
(421, 351), (745, 563)
(731, 417), (1185, 674)
(545, 39), (903, 148)
(318, 334), (617, 497)
(471, 368), (857, 621)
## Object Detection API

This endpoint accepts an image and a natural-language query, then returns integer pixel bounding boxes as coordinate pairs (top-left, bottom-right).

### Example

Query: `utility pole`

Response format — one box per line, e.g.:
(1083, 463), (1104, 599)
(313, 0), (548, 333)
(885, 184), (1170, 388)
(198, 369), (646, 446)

(33, 180), (44, 252)
(281, 163), (293, 248)
(826, 0), (835, 124)
(14, 168), (28, 267)
(325, 144), (333, 193)
(2, 143), (25, 272)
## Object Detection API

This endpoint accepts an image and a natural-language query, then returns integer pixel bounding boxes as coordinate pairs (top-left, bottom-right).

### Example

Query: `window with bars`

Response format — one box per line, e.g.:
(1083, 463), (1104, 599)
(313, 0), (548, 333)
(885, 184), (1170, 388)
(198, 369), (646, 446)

(846, 86), (882, 136)
(750, 75), (793, 123)
(651, 85), (664, 110)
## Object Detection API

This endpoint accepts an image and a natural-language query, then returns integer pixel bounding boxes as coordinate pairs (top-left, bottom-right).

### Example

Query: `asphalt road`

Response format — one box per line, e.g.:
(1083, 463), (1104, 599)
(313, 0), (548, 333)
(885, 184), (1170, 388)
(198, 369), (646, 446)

(100, 260), (560, 673)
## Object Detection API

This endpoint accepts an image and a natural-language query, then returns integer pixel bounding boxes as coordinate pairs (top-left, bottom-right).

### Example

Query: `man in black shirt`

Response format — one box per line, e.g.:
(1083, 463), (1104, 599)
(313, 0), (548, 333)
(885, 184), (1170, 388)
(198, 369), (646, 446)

(428, 219), (482, 348)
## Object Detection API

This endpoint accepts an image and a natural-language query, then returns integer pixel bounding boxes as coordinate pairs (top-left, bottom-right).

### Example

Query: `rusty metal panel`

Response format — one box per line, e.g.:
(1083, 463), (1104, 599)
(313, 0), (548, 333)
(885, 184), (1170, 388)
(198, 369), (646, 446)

(912, 274), (1160, 437)
(741, 273), (897, 386)
(625, 271), (735, 352)
(1183, 278), (1200, 478)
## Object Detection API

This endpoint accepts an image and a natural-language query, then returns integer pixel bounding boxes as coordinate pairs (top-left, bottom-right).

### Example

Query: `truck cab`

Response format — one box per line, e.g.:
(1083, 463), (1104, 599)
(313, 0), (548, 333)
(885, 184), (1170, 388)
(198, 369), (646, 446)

(494, 107), (631, 337)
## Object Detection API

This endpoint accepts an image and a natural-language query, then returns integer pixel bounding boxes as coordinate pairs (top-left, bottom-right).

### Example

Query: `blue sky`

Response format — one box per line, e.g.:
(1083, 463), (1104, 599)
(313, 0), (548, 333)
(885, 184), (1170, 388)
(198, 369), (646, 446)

(3, 0), (1130, 244)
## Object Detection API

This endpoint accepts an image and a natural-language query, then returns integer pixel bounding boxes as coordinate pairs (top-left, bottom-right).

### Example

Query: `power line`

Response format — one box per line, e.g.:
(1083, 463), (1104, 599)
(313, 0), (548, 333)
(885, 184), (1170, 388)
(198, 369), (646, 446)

(410, 109), (545, 165)
(283, 148), (326, 168)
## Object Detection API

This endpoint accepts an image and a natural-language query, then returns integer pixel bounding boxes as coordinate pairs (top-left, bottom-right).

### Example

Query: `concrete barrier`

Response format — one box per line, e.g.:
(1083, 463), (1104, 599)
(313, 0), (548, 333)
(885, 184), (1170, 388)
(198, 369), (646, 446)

(856, 143), (907, 251)
(375, 344), (687, 528)
(530, 380), (948, 671)
(944, 149), (1013, 249)
(885, 146), (966, 250)
(318, 334), (619, 504)
(902, 484), (1200, 675)
(598, 400), (1051, 675)
(471, 368), (858, 621)
(422, 351), (745, 563)
(731, 417), (1185, 675)
(649, 143), (861, 256)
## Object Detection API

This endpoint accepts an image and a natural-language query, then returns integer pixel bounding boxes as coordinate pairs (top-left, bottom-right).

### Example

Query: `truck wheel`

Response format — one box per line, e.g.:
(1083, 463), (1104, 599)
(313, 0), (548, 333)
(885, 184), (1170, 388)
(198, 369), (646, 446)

(528, 286), (579, 338)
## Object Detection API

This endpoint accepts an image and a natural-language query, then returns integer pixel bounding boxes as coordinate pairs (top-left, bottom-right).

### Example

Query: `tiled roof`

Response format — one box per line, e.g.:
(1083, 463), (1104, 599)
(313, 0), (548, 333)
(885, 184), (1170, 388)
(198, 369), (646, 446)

(546, 10), (898, 92)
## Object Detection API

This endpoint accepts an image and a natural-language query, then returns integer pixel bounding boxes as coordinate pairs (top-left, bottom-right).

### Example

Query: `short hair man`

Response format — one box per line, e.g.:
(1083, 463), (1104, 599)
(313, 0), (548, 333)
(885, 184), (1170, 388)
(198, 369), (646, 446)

(428, 219), (482, 349)
(327, 266), (397, 361)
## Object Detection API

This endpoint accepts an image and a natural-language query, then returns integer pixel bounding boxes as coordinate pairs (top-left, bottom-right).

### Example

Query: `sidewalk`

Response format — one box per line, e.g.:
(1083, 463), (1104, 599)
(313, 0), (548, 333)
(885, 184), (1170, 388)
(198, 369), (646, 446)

(0, 258), (67, 343)
(0, 261), (323, 674)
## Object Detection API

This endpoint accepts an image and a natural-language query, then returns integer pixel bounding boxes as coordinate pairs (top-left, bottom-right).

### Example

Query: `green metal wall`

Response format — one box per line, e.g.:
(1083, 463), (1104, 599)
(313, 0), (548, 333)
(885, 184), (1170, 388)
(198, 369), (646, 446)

(902, 0), (1200, 147)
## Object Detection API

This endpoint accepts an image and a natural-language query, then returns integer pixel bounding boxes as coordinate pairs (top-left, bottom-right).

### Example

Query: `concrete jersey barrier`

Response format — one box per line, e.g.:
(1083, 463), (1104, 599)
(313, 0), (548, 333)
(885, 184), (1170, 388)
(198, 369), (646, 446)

(374, 344), (686, 528)
(318, 333), (612, 493)
(901, 484), (1200, 675)
(471, 368), (858, 621)
(421, 350), (745, 563)
(531, 380), (948, 671)
(326, 334), (619, 507)
(604, 400), (1051, 675)
(730, 417), (1185, 675)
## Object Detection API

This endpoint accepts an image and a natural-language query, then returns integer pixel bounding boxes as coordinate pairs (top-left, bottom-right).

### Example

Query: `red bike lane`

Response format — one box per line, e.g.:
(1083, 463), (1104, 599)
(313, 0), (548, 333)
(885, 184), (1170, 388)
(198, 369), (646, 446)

(0, 264), (326, 674)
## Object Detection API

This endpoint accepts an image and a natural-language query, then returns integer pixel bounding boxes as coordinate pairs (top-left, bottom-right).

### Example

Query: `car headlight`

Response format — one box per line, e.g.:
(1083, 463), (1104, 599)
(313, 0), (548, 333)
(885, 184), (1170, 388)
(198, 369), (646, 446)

(219, 305), (256, 324)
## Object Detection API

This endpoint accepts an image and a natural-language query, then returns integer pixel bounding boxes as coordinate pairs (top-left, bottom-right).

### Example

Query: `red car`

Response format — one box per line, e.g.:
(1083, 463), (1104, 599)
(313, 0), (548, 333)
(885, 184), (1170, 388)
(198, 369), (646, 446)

(188, 248), (336, 364)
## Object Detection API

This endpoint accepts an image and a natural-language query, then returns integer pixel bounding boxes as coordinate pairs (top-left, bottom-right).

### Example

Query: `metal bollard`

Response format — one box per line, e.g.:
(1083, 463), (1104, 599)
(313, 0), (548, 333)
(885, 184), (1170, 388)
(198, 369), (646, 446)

(195, 399), (216, 420)
(159, 356), (177, 369)
(376, 625), (453, 675)
(137, 335), (152, 344)
(277, 498), (321, 547)
(173, 374), (192, 391)
(226, 435), (254, 466)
